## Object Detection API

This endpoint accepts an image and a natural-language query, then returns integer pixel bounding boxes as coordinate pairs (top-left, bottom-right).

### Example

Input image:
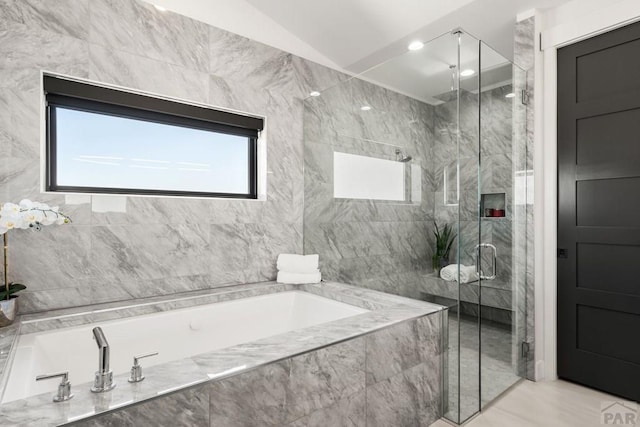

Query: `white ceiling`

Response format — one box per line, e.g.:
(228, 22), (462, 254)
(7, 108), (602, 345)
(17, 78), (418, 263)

(143, 0), (572, 99)
(243, 0), (477, 69)
(144, 0), (571, 71)
(361, 34), (513, 104)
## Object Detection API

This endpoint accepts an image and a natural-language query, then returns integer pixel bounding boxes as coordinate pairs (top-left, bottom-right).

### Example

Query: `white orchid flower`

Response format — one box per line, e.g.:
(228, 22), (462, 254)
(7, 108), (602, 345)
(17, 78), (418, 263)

(1, 200), (70, 230)
(21, 209), (44, 226)
(18, 199), (34, 210)
(0, 216), (23, 230)
(40, 215), (56, 226)
(1, 203), (20, 215)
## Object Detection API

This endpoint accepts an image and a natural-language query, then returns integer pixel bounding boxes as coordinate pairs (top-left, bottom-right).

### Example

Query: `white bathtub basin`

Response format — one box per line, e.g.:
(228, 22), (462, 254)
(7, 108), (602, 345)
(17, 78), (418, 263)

(2, 290), (368, 403)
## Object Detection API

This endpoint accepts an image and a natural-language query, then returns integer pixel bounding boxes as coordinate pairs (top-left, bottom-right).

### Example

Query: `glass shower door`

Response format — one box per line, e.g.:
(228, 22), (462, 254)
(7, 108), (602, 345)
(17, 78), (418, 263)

(453, 30), (482, 424)
(477, 41), (529, 408)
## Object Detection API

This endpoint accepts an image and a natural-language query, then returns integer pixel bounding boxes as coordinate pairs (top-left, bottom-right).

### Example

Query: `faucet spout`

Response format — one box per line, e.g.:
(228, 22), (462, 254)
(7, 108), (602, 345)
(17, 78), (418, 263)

(90, 327), (116, 393)
(92, 327), (110, 373)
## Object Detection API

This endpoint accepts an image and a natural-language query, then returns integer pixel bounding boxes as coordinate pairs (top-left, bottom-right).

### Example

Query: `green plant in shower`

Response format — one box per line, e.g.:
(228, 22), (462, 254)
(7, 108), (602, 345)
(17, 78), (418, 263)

(432, 222), (456, 273)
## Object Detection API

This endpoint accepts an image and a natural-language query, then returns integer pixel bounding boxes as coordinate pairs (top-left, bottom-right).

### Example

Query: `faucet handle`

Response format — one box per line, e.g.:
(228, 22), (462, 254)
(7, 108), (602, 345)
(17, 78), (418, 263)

(128, 352), (158, 383)
(36, 371), (74, 402)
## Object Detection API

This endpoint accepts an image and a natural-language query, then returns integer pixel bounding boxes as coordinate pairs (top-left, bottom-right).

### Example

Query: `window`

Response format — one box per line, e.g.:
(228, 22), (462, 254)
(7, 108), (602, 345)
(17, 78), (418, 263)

(44, 75), (263, 199)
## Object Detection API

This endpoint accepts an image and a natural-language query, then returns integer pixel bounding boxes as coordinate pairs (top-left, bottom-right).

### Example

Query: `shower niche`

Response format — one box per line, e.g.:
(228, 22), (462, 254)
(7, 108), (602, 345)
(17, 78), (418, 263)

(480, 192), (506, 218)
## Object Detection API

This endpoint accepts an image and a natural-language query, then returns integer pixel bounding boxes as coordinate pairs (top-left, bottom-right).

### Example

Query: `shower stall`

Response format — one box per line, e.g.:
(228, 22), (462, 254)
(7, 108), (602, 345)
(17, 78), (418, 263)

(303, 28), (532, 424)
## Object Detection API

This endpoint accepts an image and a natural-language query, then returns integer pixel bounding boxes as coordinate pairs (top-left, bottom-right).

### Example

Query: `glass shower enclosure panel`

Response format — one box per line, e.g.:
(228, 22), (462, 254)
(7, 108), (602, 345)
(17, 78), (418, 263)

(454, 31), (482, 424)
(478, 41), (529, 407)
(302, 27), (530, 426)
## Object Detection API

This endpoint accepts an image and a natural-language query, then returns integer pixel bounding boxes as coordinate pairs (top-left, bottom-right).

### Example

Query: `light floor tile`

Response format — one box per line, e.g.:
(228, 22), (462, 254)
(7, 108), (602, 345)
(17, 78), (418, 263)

(431, 379), (636, 427)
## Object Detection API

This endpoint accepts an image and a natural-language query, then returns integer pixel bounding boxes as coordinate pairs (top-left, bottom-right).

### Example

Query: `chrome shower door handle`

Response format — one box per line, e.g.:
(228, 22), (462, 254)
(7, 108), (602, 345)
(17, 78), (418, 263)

(475, 243), (497, 280)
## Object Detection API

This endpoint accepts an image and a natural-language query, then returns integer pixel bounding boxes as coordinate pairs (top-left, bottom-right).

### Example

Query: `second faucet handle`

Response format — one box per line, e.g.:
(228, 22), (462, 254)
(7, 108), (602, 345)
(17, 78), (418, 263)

(128, 352), (158, 383)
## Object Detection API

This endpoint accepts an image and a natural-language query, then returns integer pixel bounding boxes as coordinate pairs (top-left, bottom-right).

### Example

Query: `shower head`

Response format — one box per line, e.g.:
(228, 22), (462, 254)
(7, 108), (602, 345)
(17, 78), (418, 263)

(395, 149), (412, 163)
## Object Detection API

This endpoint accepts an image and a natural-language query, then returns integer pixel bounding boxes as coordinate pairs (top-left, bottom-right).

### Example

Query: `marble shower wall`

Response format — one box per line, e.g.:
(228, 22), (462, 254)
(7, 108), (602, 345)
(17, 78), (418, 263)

(0, 0), (349, 313)
(429, 84), (516, 309)
(303, 77), (436, 300)
(75, 313), (443, 427)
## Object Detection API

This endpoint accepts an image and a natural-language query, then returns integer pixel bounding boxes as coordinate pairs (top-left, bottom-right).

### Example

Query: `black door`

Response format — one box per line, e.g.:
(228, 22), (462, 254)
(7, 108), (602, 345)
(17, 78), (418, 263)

(558, 21), (640, 402)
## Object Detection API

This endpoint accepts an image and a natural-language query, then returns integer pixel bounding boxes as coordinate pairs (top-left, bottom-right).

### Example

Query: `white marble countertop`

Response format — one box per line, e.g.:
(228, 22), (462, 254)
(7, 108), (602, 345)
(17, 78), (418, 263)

(0, 281), (443, 426)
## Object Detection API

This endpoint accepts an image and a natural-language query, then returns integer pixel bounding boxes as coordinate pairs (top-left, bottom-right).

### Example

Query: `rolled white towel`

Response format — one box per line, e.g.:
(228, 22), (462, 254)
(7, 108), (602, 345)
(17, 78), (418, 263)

(440, 264), (457, 281)
(277, 271), (322, 284)
(277, 254), (319, 274)
(459, 265), (479, 284)
(439, 264), (479, 284)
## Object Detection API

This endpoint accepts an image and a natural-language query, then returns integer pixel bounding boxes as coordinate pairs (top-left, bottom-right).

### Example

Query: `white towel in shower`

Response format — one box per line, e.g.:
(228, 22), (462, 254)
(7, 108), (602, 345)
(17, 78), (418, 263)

(439, 264), (479, 284)
(276, 271), (322, 284)
(276, 254), (320, 274)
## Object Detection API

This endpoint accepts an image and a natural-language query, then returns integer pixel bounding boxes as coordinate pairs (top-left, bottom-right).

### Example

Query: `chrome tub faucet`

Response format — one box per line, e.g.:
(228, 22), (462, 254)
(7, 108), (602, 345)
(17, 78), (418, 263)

(90, 326), (116, 393)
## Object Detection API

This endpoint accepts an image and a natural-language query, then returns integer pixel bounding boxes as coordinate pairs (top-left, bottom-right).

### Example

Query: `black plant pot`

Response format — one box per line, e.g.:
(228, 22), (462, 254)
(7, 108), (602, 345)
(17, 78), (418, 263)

(432, 255), (449, 275)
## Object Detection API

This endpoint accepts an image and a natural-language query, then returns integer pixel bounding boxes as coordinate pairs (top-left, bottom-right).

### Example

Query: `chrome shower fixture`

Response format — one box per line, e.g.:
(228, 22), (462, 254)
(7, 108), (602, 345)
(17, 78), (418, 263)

(395, 149), (412, 162)
(449, 64), (457, 91)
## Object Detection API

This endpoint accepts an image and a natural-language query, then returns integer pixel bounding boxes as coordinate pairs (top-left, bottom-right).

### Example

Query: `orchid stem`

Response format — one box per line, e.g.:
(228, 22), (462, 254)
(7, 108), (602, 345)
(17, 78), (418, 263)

(3, 233), (8, 301)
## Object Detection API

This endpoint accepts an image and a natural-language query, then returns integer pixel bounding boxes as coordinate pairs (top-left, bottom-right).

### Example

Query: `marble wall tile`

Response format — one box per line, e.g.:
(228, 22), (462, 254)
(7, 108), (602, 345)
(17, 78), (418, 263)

(0, 86), (42, 160)
(208, 338), (366, 426)
(288, 390), (366, 427)
(8, 225), (93, 287)
(90, 197), (210, 226)
(366, 362), (441, 427)
(365, 315), (441, 385)
(0, 22), (89, 92)
(208, 360), (293, 426)
(89, 0), (209, 73)
(209, 26), (295, 95)
(89, 44), (210, 104)
(291, 56), (348, 100)
(0, 0), (89, 40)
(74, 385), (209, 427)
(90, 223), (211, 282)
(288, 338), (366, 415)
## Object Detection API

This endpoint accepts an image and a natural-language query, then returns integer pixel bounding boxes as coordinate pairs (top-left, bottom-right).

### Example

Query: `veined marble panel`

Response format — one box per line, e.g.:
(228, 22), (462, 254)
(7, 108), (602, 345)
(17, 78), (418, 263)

(89, 44), (210, 104)
(209, 26), (295, 95)
(89, 0), (209, 73)
(0, 0), (89, 40)
(89, 223), (211, 282)
(365, 314), (441, 385)
(0, 22), (89, 92)
(76, 385), (209, 427)
(366, 362), (441, 427)
(288, 390), (366, 427)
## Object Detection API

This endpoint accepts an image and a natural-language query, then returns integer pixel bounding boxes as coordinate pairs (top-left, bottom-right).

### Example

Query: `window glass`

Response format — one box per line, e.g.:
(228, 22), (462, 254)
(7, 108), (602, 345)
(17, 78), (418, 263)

(54, 107), (251, 195)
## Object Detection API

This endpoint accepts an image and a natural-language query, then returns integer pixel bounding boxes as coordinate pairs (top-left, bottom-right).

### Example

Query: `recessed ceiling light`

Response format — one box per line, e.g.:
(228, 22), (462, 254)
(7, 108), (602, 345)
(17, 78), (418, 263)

(154, 4), (167, 11)
(361, 106), (372, 111)
(309, 91), (321, 97)
(460, 69), (475, 77)
(408, 41), (424, 51)
(505, 92), (516, 98)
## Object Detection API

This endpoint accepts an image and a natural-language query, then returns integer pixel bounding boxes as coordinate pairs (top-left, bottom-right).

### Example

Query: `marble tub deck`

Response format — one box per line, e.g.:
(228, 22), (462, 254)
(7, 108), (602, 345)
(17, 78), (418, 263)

(0, 281), (444, 426)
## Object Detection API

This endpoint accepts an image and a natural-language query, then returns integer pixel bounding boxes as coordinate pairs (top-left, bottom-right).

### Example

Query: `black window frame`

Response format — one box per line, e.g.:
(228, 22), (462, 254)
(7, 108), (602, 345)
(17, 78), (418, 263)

(44, 75), (262, 199)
